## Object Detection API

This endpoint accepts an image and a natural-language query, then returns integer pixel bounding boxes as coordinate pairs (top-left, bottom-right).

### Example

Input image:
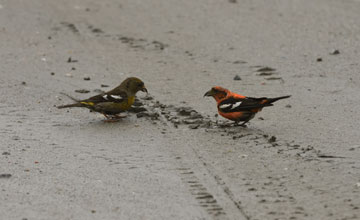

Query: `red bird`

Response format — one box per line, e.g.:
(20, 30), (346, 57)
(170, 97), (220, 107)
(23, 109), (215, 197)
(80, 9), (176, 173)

(204, 86), (290, 126)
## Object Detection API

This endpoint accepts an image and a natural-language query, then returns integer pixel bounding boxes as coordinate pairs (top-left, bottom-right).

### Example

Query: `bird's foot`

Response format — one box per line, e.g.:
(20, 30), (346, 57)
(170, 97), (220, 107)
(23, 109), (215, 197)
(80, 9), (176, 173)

(103, 118), (121, 123)
(234, 121), (248, 127)
(102, 114), (125, 122)
(103, 114), (111, 119)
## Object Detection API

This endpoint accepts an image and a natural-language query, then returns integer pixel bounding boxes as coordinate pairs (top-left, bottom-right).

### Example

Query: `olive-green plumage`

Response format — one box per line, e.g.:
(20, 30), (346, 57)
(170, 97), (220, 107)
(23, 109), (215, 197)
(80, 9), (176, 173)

(57, 77), (147, 118)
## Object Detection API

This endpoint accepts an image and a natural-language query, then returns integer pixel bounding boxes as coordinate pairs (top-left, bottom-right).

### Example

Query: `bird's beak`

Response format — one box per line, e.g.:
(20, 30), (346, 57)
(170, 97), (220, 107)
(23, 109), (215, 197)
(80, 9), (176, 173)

(204, 89), (214, 97)
(141, 86), (148, 93)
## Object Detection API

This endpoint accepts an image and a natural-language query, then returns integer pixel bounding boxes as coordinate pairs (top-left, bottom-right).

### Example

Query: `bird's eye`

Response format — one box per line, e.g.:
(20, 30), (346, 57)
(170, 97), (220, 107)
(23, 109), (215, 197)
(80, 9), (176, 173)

(138, 82), (144, 87)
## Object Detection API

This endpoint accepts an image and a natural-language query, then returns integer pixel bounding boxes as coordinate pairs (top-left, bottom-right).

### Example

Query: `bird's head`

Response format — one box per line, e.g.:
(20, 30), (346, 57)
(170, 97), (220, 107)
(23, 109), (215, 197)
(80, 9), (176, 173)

(204, 86), (229, 102)
(122, 77), (148, 95)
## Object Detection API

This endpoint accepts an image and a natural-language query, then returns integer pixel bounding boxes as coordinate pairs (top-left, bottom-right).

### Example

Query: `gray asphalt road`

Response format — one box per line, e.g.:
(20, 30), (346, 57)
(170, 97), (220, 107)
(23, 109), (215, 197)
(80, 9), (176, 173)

(1, 0), (359, 219)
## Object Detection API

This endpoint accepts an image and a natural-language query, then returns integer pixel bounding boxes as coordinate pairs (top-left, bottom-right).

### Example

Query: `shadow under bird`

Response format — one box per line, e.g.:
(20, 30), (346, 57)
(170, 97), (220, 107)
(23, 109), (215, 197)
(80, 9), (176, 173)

(204, 86), (290, 126)
(57, 77), (147, 121)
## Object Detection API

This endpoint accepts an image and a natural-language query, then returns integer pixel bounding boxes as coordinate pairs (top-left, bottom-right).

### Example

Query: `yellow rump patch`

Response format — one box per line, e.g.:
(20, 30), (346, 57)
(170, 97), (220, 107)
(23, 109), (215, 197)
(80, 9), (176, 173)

(80, 101), (94, 106)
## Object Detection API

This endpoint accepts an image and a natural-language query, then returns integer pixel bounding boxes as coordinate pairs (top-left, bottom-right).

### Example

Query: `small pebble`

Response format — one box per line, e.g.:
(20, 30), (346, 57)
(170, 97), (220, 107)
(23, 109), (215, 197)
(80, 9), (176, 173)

(177, 107), (193, 116)
(0, 174), (12, 178)
(83, 77), (91, 80)
(189, 124), (200, 129)
(268, 136), (277, 143)
(292, 145), (300, 149)
(258, 72), (273, 76)
(67, 57), (78, 63)
(50, 72), (55, 75)
(266, 77), (283, 81)
(316, 58), (323, 62)
(189, 112), (203, 119)
(75, 89), (90, 93)
(257, 67), (276, 72)
(233, 75), (242, 80)
(233, 60), (246, 64)
(92, 28), (103, 33)
(101, 84), (109, 87)
(330, 49), (340, 55)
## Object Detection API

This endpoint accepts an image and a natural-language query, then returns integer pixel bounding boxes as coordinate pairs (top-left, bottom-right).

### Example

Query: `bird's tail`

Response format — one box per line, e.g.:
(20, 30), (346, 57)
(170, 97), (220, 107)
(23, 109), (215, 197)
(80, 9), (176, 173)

(57, 93), (83, 109)
(268, 95), (291, 104)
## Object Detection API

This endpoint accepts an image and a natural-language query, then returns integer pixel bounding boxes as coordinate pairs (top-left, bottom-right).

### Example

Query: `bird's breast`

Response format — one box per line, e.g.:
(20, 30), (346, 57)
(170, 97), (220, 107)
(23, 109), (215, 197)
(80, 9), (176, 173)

(119, 96), (135, 110)
(218, 111), (245, 121)
(127, 96), (135, 107)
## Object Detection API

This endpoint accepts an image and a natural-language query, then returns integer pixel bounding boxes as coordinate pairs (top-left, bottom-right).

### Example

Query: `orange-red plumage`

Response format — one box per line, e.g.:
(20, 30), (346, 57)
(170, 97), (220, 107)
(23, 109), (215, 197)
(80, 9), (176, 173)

(204, 86), (290, 126)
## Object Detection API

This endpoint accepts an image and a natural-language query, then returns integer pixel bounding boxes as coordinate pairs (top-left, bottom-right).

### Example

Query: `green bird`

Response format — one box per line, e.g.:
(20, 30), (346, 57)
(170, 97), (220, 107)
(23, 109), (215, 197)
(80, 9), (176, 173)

(57, 77), (148, 120)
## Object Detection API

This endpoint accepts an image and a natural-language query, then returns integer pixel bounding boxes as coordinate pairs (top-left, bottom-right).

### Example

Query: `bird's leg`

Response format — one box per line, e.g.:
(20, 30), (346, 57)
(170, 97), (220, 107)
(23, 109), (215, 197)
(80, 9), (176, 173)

(239, 121), (248, 127)
(102, 114), (120, 123)
(234, 121), (248, 127)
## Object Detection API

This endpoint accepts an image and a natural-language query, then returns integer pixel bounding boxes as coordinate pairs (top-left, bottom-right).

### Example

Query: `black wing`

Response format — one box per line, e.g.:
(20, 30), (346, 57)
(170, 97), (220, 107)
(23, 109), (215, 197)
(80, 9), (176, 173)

(82, 91), (128, 104)
(218, 97), (272, 113)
